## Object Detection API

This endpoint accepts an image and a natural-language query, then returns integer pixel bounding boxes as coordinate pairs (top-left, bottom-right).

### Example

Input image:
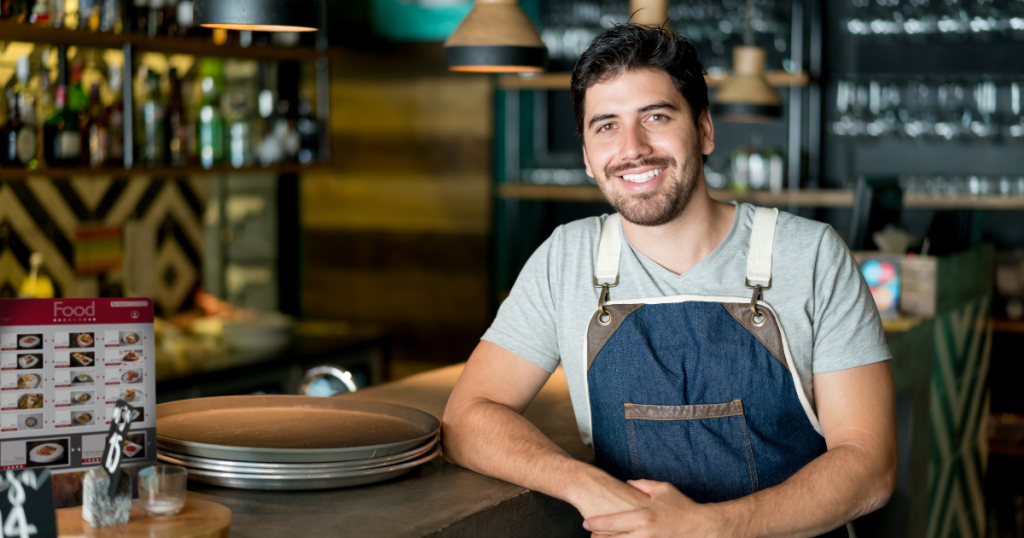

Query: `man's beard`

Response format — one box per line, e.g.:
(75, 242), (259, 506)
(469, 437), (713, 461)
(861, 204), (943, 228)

(598, 155), (701, 227)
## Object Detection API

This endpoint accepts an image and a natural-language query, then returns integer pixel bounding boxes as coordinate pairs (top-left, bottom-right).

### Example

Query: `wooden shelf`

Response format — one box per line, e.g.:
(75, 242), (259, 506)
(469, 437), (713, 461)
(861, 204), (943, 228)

(496, 184), (854, 207)
(0, 162), (330, 180)
(994, 319), (1024, 335)
(990, 440), (1024, 458)
(497, 184), (1024, 210)
(0, 22), (340, 60)
(497, 70), (811, 90)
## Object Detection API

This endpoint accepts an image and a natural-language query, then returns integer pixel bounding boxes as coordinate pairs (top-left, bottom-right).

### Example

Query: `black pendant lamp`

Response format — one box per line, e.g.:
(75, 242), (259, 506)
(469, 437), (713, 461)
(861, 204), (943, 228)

(444, 0), (547, 73)
(194, 0), (322, 32)
(711, 0), (782, 122)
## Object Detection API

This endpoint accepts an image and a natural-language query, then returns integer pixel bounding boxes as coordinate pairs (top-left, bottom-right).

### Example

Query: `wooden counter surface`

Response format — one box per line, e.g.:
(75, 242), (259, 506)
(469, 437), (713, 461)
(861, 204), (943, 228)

(185, 364), (592, 538)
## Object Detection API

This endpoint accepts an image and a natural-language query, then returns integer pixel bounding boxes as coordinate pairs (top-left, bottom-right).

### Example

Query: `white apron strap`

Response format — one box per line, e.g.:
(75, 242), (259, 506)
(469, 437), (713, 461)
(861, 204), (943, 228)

(746, 207), (779, 286)
(595, 214), (622, 285)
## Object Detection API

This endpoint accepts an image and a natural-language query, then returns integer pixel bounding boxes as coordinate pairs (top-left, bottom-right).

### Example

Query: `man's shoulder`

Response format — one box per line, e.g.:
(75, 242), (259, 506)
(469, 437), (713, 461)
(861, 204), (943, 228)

(773, 207), (833, 243)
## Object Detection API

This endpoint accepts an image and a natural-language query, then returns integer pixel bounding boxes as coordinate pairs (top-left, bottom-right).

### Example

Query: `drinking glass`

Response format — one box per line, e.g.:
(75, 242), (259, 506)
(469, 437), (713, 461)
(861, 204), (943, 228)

(138, 465), (188, 516)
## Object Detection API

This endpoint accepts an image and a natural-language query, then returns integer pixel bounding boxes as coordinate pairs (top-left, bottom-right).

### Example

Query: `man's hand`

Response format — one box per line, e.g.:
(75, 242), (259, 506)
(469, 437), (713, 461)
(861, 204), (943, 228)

(583, 480), (731, 538)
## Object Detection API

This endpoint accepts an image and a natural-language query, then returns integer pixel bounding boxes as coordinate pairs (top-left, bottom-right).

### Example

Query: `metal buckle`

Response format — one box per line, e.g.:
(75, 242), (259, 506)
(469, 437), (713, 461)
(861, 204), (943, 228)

(594, 275), (619, 324)
(745, 278), (770, 325)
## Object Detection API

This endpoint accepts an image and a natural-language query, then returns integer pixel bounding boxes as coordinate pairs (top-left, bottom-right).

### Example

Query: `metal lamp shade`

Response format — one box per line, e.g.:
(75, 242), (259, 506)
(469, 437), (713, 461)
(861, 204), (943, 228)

(194, 0), (322, 32)
(711, 46), (783, 123)
(444, 0), (547, 73)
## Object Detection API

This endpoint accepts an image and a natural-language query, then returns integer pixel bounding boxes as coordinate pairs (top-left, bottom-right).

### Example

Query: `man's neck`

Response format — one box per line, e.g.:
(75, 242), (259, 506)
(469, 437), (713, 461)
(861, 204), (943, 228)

(620, 184), (736, 276)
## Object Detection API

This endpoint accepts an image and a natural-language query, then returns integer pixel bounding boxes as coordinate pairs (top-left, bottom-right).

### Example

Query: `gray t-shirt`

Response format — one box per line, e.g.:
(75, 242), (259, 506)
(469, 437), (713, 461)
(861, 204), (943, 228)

(483, 203), (891, 445)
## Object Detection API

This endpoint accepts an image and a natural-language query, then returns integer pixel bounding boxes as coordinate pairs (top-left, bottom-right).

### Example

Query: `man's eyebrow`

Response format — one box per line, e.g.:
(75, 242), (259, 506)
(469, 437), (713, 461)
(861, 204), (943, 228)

(588, 113), (616, 130)
(639, 102), (677, 113)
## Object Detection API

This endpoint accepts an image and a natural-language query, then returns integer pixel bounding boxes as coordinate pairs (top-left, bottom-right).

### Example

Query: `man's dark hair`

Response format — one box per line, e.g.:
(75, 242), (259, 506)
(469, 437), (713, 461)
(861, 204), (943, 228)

(570, 24), (709, 163)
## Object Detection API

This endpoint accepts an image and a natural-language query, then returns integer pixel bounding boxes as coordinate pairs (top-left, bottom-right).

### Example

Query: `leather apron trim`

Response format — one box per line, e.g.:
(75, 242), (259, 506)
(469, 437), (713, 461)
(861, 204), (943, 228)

(721, 302), (789, 371)
(586, 303), (643, 372)
(624, 400), (744, 421)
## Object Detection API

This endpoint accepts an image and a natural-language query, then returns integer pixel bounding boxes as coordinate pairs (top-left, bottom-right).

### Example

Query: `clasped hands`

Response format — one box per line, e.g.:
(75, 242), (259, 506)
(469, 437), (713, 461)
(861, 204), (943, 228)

(583, 480), (737, 538)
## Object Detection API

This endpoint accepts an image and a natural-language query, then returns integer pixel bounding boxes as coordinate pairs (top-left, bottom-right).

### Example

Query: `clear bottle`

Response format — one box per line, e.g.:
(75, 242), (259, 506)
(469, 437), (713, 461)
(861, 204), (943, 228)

(296, 91), (318, 165)
(146, 0), (164, 36)
(35, 66), (54, 166)
(106, 64), (124, 165)
(83, 84), (107, 167)
(228, 94), (252, 169)
(1, 90), (25, 167)
(197, 75), (224, 169)
(257, 89), (282, 167)
(165, 68), (189, 167)
(100, 0), (122, 32)
(141, 71), (166, 167)
(63, 0), (78, 28)
(12, 57), (38, 169)
(29, 0), (52, 25)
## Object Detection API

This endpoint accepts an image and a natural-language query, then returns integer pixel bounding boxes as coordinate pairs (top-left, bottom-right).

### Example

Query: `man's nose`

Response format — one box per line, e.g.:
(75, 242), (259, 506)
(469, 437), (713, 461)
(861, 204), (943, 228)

(619, 123), (652, 162)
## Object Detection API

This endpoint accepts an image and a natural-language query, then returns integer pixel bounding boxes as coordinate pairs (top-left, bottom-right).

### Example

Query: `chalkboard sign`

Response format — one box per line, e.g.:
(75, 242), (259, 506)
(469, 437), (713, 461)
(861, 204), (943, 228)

(100, 399), (136, 497)
(0, 468), (56, 538)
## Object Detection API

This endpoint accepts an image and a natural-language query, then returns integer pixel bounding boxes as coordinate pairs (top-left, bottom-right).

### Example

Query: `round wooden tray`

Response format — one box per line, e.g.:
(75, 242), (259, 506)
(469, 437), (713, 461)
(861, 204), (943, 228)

(57, 497), (230, 538)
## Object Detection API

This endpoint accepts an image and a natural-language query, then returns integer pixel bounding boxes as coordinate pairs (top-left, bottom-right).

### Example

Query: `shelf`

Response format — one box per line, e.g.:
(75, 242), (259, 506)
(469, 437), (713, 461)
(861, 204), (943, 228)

(990, 440), (1024, 458)
(497, 184), (1024, 210)
(496, 184), (854, 207)
(0, 22), (341, 61)
(0, 162), (330, 180)
(497, 71), (811, 90)
(994, 319), (1024, 335)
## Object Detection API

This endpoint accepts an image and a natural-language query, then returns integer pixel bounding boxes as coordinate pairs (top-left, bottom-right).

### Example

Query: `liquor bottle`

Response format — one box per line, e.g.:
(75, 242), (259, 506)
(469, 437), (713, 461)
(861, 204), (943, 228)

(175, 0), (196, 36)
(227, 94), (252, 169)
(146, 0), (163, 36)
(197, 75), (224, 169)
(83, 84), (107, 167)
(50, 0), (63, 26)
(130, 0), (146, 32)
(12, 57), (38, 169)
(296, 91), (318, 165)
(274, 98), (299, 162)
(106, 64), (124, 165)
(29, 0), (51, 24)
(62, 0), (78, 28)
(3, 0), (30, 22)
(163, 0), (177, 35)
(44, 86), (82, 166)
(35, 66), (54, 166)
(80, 0), (98, 29)
(165, 68), (189, 167)
(1, 91), (26, 167)
(141, 71), (165, 167)
(68, 62), (89, 119)
(257, 89), (282, 166)
(100, 0), (121, 32)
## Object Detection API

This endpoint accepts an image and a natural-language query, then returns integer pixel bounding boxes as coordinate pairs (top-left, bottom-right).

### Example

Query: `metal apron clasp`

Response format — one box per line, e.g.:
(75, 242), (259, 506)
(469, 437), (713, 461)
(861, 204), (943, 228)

(594, 275), (619, 325)
(744, 278), (771, 327)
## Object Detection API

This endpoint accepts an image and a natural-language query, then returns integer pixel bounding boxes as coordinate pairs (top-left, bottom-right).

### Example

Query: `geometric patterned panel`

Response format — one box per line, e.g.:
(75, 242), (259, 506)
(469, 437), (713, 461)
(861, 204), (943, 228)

(927, 295), (992, 538)
(0, 177), (205, 314)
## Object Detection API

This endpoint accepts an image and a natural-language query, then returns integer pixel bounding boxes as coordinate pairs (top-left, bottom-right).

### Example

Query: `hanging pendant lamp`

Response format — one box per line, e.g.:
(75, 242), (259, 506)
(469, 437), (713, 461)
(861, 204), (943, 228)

(194, 0), (322, 32)
(711, 0), (782, 122)
(444, 0), (547, 73)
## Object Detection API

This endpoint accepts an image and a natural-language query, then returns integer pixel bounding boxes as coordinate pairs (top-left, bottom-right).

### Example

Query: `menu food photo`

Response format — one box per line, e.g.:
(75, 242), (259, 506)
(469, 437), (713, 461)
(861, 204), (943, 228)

(0, 299), (156, 485)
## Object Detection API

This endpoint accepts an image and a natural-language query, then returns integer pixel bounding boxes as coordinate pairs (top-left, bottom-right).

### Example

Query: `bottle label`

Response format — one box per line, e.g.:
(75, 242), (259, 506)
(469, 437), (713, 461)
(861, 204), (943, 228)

(16, 127), (37, 164)
(59, 131), (81, 159)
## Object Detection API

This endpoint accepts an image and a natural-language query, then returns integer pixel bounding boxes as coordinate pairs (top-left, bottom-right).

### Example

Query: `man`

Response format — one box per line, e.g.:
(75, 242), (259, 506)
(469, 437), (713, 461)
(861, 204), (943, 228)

(443, 24), (897, 537)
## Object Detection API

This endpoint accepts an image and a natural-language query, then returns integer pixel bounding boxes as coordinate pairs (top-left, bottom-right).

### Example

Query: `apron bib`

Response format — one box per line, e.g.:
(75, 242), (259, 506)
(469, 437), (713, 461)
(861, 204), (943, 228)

(584, 208), (849, 537)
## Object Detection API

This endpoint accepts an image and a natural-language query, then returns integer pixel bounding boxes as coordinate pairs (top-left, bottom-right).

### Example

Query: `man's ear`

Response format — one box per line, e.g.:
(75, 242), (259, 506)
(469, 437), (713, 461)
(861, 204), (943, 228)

(583, 145), (594, 178)
(699, 107), (715, 157)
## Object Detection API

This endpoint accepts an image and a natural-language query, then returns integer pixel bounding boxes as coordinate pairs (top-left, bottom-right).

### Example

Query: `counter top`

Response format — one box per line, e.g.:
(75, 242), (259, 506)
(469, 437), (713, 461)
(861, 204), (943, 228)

(185, 364), (592, 538)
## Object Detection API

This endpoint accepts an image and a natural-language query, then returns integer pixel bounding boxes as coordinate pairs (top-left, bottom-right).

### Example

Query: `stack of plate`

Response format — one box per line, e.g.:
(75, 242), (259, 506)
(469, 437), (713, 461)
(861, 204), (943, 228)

(156, 395), (441, 491)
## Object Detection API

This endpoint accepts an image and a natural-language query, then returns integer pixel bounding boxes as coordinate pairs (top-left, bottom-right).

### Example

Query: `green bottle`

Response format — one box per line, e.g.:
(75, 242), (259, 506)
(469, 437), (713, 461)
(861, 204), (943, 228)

(197, 75), (224, 169)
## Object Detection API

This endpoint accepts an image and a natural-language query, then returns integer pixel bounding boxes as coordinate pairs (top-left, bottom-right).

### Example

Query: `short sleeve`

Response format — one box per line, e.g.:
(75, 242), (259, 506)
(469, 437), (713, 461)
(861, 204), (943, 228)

(481, 227), (564, 373)
(810, 226), (892, 374)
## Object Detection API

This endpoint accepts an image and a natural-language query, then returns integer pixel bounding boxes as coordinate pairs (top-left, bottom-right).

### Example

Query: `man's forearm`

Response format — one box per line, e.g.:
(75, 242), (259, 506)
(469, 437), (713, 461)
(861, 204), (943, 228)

(722, 443), (896, 538)
(443, 398), (646, 518)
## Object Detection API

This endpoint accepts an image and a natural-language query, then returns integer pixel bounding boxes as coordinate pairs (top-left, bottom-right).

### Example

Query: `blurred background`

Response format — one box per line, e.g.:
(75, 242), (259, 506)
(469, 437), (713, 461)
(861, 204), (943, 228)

(1, 0), (1024, 534)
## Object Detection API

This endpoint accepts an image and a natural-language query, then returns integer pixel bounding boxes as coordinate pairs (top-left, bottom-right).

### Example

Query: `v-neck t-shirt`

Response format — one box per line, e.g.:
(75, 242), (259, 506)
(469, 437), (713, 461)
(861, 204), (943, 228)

(482, 203), (891, 446)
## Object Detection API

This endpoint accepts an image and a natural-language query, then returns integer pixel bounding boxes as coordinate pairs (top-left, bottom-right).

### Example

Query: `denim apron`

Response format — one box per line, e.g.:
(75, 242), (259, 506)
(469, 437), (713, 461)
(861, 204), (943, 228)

(585, 208), (850, 537)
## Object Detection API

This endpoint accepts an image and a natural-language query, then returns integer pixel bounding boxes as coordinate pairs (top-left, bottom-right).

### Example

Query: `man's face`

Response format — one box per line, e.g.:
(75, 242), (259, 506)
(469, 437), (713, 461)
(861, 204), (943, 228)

(582, 68), (714, 227)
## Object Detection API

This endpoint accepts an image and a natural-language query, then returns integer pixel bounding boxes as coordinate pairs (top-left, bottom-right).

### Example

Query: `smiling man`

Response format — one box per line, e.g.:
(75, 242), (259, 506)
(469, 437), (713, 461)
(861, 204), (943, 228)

(443, 24), (897, 537)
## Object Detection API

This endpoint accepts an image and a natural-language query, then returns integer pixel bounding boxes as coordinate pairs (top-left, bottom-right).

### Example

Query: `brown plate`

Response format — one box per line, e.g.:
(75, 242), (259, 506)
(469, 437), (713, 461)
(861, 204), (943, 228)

(156, 395), (440, 463)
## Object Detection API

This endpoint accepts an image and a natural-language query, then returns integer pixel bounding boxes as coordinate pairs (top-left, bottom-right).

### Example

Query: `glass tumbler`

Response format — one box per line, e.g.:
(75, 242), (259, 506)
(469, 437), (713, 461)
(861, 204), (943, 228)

(138, 465), (188, 516)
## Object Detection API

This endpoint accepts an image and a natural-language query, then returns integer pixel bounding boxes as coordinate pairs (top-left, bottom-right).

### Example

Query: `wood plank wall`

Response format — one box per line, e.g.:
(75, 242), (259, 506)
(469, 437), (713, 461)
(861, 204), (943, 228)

(302, 46), (493, 377)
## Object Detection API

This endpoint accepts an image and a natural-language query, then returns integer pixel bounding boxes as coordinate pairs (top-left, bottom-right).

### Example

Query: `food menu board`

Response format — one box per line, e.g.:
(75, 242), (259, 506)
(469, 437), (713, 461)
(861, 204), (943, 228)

(0, 299), (156, 474)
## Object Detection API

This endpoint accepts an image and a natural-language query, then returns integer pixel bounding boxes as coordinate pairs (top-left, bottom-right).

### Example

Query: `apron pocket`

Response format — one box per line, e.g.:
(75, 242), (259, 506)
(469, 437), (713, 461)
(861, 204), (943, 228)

(624, 399), (760, 503)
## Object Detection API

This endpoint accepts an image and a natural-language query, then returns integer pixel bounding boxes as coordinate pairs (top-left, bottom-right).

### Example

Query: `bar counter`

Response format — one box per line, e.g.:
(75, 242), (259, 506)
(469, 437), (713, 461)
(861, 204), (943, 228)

(184, 364), (592, 538)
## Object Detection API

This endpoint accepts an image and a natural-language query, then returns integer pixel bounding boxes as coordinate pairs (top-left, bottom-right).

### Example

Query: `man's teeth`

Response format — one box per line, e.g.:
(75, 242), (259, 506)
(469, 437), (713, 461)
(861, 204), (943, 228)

(621, 169), (663, 183)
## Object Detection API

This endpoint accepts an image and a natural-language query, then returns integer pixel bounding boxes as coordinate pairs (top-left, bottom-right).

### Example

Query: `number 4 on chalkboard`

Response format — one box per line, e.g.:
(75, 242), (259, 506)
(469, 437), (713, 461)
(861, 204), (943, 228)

(0, 469), (56, 538)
